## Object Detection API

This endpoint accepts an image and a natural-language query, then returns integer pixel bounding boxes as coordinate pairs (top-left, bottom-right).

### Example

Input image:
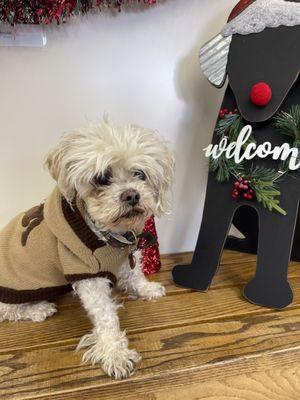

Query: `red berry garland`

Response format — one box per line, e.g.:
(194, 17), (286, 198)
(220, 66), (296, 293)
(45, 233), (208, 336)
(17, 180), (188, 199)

(0, 0), (157, 25)
(139, 216), (161, 275)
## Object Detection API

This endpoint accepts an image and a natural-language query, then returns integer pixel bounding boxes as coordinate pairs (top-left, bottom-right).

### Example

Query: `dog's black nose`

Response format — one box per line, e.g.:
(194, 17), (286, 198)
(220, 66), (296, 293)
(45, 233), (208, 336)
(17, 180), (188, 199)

(120, 190), (140, 206)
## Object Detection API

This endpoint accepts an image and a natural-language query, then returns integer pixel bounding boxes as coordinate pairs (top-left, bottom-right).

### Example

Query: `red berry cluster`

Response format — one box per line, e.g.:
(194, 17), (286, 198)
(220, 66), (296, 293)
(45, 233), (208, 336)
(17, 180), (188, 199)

(232, 177), (254, 200)
(219, 108), (239, 119)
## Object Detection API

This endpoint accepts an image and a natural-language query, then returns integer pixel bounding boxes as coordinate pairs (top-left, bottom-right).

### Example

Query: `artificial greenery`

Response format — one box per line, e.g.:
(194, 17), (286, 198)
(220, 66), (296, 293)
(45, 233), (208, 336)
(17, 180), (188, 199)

(209, 154), (244, 182)
(215, 113), (256, 148)
(209, 106), (300, 215)
(274, 105), (300, 170)
(274, 105), (300, 140)
(244, 167), (286, 216)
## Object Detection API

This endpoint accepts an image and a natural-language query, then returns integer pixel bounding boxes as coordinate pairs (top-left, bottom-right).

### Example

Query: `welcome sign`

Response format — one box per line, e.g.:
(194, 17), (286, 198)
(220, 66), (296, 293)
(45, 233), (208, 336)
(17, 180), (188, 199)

(203, 125), (300, 170)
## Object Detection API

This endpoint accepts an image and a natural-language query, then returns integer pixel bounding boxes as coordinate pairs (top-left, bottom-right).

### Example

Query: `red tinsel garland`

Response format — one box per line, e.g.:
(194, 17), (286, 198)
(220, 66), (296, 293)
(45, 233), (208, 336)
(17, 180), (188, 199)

(0, 0), (157, 25)
(140, 215), (161, 275)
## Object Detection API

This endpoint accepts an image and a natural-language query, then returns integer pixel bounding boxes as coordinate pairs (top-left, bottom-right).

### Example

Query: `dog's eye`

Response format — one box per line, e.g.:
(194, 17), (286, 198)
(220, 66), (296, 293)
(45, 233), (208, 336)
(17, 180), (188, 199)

(133, 170), (146, 181)
(93, 171), (112, 186)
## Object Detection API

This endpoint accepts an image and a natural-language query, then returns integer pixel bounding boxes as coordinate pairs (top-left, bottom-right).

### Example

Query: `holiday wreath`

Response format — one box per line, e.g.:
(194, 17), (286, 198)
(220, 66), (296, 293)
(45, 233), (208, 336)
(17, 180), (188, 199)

(208, 105), (300, 216)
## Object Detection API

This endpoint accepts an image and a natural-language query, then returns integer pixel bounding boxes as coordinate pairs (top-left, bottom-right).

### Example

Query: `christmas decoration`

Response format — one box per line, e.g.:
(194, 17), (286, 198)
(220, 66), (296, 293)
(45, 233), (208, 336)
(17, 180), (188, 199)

(200, 0), (300, 90)
(219, 108), (239, 119)
(140, 216), (161, 275)
(232, 177), (254, 200)
(274, 105), (300, 143)
(227, 0), (256, 23)
(173, 0), (300, 311)
(199, 34), (232, 88)
(250, 82), (272, 107)
(208, 110), (252, 182)
(0, 0), (157, 25)
(231, 167), (285, 214)
(208, 105), (300, 216)
(223, 0), (300, 37)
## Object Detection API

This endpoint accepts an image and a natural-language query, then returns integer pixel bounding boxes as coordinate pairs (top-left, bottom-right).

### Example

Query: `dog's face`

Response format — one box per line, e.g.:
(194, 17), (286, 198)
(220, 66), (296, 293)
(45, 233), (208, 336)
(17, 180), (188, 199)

(45, 121), (174, 233)
(227, 24), (300, 123)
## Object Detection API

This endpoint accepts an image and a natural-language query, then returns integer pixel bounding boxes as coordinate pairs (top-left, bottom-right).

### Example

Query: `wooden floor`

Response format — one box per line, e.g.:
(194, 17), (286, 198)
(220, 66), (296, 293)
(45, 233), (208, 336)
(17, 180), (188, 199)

(1, 251), (300, 399)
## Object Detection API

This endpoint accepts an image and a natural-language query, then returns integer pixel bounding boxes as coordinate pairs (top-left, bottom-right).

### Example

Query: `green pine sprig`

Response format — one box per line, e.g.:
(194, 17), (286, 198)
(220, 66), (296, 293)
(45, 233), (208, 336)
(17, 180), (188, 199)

(209, 113), (249, 182)
(215, 114), (241, 137)
(273, 105), (300, 141)
(246, 166), (286, 216)
(209, 154), (244, 182)
(274, 105), (300, 173)
(215, 113), (255, 149)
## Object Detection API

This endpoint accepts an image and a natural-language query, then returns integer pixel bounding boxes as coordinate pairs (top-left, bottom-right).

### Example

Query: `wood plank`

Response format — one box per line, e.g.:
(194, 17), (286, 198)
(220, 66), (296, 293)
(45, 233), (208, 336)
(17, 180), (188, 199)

(37, 350), (300, 400)
(55, 252), (300, 306)
(160, 250), (260, 272)
(219, 249), (257, 265)
(126, 363), (300, 400)
(1, 309), (300, 400)
(1, 251), (299, 400)
(151, 261), (300, 294)
(1, 279), (300, 354)
(161, 249), (300, 273)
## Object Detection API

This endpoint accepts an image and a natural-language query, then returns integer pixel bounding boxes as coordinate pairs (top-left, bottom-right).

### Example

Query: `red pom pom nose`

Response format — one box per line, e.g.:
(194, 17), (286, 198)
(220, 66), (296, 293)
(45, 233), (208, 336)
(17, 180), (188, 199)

(250, 82), (272, 107)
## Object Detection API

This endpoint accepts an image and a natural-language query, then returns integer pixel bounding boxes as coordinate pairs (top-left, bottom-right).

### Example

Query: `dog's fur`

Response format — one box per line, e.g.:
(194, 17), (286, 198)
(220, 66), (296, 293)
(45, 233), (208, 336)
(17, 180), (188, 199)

(0, 119), (174, 379)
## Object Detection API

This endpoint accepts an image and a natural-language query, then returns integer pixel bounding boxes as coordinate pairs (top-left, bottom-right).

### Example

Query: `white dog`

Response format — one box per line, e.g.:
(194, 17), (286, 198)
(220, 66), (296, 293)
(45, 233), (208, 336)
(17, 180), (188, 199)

(0, 119), (174, 379)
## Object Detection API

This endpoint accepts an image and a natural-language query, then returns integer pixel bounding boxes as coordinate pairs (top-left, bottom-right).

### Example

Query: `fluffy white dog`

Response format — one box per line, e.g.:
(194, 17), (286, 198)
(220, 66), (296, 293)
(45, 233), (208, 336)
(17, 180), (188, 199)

(0, 119), (174, 379)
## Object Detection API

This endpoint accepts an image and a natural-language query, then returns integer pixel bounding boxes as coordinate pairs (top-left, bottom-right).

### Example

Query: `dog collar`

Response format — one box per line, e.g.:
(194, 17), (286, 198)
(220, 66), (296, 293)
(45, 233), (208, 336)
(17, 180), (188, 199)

(101, 230), (157, 270)
(101, 230), (156, 250)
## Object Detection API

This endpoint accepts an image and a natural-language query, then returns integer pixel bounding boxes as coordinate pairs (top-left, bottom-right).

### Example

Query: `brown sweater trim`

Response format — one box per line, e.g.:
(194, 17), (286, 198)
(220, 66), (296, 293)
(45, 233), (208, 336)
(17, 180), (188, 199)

(61, 197), (106, 253)
(65, 272), (117, 286)
(0, 284), (72, 304)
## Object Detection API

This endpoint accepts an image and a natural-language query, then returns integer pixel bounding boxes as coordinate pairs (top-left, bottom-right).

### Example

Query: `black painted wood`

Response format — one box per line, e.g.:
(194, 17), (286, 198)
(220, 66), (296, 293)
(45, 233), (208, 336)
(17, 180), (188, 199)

(225, 206), (300, 262)
(173, 25), (300, 309)
(228, 26), (300, 123)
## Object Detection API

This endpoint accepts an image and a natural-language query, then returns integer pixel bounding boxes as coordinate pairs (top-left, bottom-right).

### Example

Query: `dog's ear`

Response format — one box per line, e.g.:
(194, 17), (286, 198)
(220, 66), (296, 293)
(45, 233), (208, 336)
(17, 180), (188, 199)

(199, 34), (232, 88)
(153, 141), (175, 216)
(44, 137), (75, 202)
(44, 146), (59, 181)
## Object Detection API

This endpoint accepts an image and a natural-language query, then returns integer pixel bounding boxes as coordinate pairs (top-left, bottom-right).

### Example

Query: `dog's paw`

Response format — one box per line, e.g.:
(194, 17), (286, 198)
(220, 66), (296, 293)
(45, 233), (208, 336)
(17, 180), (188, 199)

(102, 347), (141, 380)
(28, 301), (57, 322)
(0, 301), (57, 322)
(135, 281), (166, 300)
(78, 332), (141, 379)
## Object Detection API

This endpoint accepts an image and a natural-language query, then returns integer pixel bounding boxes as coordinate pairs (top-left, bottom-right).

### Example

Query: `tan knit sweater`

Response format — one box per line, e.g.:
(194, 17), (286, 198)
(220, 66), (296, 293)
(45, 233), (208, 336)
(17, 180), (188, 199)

(0, 187), (131, 304)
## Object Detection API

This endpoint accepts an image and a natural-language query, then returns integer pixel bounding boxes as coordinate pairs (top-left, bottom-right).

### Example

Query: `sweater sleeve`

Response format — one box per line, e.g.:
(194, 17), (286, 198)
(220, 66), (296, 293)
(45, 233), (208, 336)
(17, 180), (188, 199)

(57, 241), (117, 286)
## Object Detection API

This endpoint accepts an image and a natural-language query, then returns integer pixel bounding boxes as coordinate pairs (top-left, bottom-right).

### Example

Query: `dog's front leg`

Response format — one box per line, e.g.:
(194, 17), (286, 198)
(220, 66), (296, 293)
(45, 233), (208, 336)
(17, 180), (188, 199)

(117, 250), (165, 300)
(73, 277), (141, 379)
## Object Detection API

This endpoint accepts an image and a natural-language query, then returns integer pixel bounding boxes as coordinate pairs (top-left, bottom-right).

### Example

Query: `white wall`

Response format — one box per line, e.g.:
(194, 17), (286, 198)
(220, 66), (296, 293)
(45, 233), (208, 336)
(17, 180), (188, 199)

(0, 0), (236, 254)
